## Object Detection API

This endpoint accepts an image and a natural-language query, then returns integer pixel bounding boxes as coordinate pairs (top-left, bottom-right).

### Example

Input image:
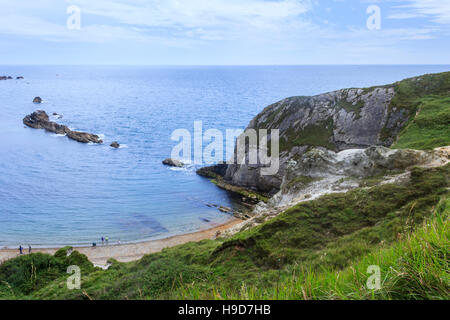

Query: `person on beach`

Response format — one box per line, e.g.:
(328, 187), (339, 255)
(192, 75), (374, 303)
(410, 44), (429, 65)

(28, 245), (31, 254)
(105, 236), (109, 245)
(19, 245), (23, 254)
(101, 236), (104, 245)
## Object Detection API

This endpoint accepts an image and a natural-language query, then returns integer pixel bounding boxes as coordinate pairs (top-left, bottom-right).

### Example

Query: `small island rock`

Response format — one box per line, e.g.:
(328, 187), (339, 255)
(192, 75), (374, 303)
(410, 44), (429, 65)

(33, 97), (42, 103)
(162, 158), (184, 167)
(23, 110), (103, 144)
(110, 141), (120, 148)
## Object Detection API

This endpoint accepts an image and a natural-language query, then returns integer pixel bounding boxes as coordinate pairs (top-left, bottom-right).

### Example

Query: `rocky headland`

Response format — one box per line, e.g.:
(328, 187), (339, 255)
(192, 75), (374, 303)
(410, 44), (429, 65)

(197, 71), (450, 231)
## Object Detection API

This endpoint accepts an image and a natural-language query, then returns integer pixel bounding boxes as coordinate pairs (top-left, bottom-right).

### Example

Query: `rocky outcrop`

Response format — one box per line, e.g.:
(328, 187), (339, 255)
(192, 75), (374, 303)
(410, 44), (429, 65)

(270, 146), (448, 207)
(33, 97), (42, 103)
(23, 110), (103, 144)
(110, 141), (120, 148)
(199, 72), (450, 196)
(162, 158), (184, 167)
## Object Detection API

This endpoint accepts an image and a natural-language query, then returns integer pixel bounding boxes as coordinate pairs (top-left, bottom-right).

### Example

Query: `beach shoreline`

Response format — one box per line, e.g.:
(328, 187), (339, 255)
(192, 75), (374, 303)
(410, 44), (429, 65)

(0, 218), (242, 267)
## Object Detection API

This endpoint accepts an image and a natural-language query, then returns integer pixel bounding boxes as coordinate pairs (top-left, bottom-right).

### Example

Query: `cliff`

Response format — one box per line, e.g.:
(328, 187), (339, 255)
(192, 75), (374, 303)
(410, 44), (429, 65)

(200, 72), (450, 197)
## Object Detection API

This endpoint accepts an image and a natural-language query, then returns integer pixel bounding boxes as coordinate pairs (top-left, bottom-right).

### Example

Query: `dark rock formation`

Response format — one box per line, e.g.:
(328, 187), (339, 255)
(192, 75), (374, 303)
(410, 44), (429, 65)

(162, 158), (184, 167)
(33, 97), (42, 103)
(23, 110), (103, 144)
(110, 141), (120, 148)
(16, 76), (24, 79)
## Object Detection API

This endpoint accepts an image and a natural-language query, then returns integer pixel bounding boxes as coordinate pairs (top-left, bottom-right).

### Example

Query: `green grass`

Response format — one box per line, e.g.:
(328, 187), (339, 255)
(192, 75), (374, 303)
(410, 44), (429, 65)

(285, 176), (321, 190)
(392, 96), (450, 150)
(280, 118), (335, 152)
(0, 247), (95, 299)
(196, 196), (449, 300)
(1, 164), (446, 300)
(381, 72), (450, 145)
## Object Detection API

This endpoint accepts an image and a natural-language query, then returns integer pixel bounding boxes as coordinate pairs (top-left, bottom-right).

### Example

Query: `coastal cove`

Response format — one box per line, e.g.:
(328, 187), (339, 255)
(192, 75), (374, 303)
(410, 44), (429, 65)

(0, 218), (241, 266)
(1, 65), (450, 247)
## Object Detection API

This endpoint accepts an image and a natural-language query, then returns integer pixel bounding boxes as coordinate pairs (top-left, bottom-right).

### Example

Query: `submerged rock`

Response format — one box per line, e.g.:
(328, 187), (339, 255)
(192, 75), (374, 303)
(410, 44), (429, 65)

(16, 76), (24, 80)
(23, 110), (103, 144)
(162, 158), (184, 167)
(33, 97), (42, 103)
(110, 141), (120, 148)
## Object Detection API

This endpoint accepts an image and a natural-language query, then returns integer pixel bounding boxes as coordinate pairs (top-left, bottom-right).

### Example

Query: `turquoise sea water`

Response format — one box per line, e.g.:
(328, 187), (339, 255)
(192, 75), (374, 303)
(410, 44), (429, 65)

(0, 65), (449, 247)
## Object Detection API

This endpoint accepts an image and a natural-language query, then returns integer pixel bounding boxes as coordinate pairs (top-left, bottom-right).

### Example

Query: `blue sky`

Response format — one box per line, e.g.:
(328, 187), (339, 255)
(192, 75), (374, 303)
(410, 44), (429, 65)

(0, 0), (449, 65)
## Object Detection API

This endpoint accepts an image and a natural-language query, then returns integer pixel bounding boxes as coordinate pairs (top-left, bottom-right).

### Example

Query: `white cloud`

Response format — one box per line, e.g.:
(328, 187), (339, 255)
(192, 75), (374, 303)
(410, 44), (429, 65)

(0, 0), (314, 44)
(390, 0), (450, 24)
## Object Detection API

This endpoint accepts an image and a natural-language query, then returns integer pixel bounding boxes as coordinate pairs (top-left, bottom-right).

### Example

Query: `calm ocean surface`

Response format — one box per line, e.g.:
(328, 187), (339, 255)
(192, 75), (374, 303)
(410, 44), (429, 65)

(0, 65), (449, 247)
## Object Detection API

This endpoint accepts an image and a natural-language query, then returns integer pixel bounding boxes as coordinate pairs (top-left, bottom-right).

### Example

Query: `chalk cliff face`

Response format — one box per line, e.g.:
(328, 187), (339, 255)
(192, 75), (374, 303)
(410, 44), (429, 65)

(201, 72), (450, 196)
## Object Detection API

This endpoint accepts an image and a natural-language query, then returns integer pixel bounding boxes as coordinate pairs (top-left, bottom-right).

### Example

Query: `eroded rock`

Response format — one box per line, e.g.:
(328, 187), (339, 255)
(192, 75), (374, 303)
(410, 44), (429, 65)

(23, 110), (103, 144)
(162, 158), (184, 167)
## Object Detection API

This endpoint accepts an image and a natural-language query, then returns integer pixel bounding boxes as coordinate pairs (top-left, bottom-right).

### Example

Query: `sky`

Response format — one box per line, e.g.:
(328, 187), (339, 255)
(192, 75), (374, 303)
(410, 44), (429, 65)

(0, 0), (449, 65)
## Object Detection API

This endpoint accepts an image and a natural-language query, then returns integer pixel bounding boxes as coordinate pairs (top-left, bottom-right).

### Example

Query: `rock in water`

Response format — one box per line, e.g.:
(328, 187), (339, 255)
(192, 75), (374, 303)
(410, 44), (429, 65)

(162, 158), (184, 167)
(33, 97), (42, 103)
(16, 76), (24, 80)
(110, 141), (120, 148)
(23, 110), (103, 144)
(67, 131), (103, 144)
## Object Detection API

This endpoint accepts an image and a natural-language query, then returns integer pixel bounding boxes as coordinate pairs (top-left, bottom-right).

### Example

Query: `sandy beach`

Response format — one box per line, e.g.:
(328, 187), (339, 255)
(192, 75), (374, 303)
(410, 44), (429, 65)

(0, 218), (242, 267)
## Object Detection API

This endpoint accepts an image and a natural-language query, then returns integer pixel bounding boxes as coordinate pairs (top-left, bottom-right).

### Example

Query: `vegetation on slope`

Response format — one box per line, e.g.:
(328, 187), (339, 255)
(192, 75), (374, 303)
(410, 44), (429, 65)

(392, 95), (450, 150)
(0, 165), (447, 300)
(186, 196), (449, 300)
(0, 247), (95, 299)
(381, 71), (450, 146)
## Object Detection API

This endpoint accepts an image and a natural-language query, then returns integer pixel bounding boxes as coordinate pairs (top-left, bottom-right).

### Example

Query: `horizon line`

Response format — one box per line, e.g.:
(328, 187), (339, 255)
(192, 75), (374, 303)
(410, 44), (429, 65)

(1, 63), (450, 67)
